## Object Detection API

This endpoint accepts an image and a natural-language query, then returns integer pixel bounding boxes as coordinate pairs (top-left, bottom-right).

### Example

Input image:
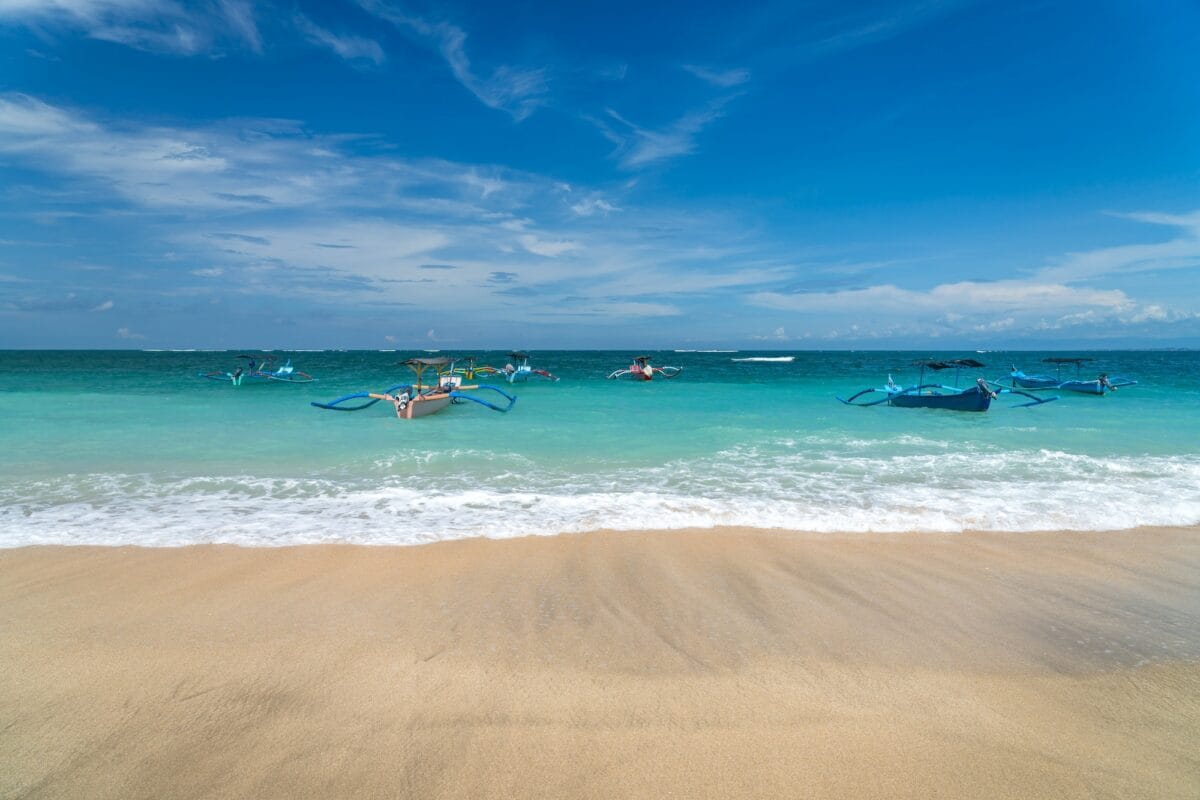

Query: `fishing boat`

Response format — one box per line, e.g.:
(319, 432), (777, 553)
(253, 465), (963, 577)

(199, 354), (315, 386)
(606, 355), (683, 381)
(497, 352), (559, 384)
(449, 356), (499, 381)
(310, 357), (516, 418)
(838, 359), (1056, 411)
(1006, 358), (1137, 395)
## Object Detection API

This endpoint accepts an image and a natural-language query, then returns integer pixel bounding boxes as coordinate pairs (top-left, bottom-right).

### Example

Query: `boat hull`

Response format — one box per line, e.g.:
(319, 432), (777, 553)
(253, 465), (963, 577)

(398, 394), (452, 419)
(1058, 380), (1106, 395)
(889, 387), (992, 412)
(1011, 374), (1060, 390)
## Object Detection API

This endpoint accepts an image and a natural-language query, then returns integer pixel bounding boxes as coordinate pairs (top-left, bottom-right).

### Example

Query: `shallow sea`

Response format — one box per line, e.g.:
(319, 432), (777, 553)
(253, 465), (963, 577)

(2, 349), (1198, 546)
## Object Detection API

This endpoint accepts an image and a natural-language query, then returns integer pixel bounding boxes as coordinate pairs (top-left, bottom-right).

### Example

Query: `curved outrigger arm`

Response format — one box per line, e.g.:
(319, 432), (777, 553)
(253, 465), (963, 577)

(310, 383), (412, 411)
(606, 365), (684, 380)
(835, 386), (895, 407)
(454, 364), (500, 380)
(266, 370), (315, 383)
(837, 382), (945, 406)
(981, 380), (1059, 408)
(838, 380), (1058, 409)
(448, 384), (517, 413)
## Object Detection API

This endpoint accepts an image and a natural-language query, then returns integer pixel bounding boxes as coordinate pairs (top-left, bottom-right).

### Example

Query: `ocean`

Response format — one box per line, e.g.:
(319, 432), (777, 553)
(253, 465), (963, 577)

(2, 349), (1198, 546)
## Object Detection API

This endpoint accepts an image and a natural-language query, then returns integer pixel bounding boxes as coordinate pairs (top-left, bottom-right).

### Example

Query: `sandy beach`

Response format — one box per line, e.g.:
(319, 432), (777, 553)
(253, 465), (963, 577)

(2, 527), (1198, 799)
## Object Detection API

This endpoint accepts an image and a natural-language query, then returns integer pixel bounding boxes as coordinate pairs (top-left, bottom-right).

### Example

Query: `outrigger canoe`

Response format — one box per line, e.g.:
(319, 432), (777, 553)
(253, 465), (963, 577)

(311, 357), (516, 418)
(1006, 358), (1137, 395)
(839, 359), (1057, 411)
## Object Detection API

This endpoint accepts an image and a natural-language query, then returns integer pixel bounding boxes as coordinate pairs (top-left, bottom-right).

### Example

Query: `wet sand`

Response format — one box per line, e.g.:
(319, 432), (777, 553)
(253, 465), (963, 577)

(2, 527), (1198, 799)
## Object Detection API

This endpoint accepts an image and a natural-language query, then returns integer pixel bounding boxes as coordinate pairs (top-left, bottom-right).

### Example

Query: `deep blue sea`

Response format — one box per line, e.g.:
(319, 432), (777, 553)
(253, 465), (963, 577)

(2, 349), (1198, 546)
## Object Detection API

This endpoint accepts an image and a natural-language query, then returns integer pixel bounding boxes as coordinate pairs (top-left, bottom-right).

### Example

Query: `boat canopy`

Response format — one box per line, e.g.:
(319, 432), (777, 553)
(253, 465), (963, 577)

(1042, 357), (1094, 365)
(508, 351), (529, 360)
(402, 357), (453, 367)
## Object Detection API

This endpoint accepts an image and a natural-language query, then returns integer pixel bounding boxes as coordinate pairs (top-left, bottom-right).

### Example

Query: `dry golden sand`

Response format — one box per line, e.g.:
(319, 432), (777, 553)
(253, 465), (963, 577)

(2, 527), (1199, 799)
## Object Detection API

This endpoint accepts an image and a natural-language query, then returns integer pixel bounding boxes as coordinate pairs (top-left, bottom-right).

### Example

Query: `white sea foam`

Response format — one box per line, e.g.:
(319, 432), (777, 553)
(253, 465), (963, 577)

(2, 449), (1199, 547)
(731, 356), (795, 362)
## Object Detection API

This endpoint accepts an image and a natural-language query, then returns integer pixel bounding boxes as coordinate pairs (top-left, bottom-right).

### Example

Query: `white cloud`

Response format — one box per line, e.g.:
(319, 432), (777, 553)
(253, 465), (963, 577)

(216, 0), (259, 52)
(794, 1), (972, 59)
(600, 301), (680, 317)
(461, 170), (505, 198)
(357, 1), (547, 120)
(518, 234), (578, 257)
(13, 93), (1188, 343)
(749, 280), (1132, 315)
(599, 103), (729, 169)
(750, 326), (789, 340)
(1037, 210), (1200, 282)
(682, 64), (750, 87)
(0, 94), (533, 213)
(209, 221), (449, 279)
(0, 0), (261, 55)
(116, 326), (144, 339)
(294, 13), (384, 65)
(0, 93), (93, 137)
(91, 299), (114, 311)
(570, 196), (620, 217)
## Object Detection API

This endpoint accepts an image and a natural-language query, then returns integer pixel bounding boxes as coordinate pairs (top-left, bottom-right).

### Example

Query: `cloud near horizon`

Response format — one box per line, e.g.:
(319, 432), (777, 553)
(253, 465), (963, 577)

(0, 94), (802, 335)
(2, 88), (1194, 345)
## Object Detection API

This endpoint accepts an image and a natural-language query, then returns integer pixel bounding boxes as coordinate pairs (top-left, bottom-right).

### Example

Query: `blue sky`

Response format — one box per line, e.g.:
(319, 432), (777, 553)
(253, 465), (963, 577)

(0, 0), (1197, 349)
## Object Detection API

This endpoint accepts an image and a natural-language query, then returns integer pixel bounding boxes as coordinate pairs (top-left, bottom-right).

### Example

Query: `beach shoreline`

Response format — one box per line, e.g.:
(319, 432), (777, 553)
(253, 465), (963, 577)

(3, 526), (1198, 799)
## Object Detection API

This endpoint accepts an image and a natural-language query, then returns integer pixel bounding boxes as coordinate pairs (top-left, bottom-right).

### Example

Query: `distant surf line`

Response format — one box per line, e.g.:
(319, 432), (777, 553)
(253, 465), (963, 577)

(732, 356), (795, 363)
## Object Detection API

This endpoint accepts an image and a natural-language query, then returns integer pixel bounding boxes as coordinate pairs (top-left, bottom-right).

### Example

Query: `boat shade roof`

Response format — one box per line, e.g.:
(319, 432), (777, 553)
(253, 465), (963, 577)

(508, 351), (528, 360)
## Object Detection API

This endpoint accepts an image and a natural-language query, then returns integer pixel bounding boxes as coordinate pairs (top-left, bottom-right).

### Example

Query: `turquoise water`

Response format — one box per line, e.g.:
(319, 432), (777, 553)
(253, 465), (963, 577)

(2, 350), (1199, 545)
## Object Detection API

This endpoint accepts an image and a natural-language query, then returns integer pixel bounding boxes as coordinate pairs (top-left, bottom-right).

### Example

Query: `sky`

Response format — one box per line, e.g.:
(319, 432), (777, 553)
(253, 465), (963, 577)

(0, 0), (1198, 349)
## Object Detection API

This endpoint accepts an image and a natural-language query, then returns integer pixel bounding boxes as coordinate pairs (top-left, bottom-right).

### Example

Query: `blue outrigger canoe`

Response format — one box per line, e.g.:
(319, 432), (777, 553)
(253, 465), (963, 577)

(1006, 358), (1137, 395)
(310, 356), (516, 418)
(839, 359), (1057, 411)
(199, 354), (316, 386)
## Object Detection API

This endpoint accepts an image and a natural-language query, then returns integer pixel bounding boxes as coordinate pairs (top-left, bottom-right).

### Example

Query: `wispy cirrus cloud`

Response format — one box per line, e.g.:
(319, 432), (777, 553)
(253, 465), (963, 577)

(744, 0), (972, 63)
(682, 64), (750, 87)
(0, 0), (262, 55)
(4, 91), (1191, 345)
(597, 101), (730, 169)
(0, 94), (755, 321)
(356, 0), (547, 121)
(0, 93), (519, 212)
(1035, 210), (1200, 283)
(293, 12), (384, 66)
